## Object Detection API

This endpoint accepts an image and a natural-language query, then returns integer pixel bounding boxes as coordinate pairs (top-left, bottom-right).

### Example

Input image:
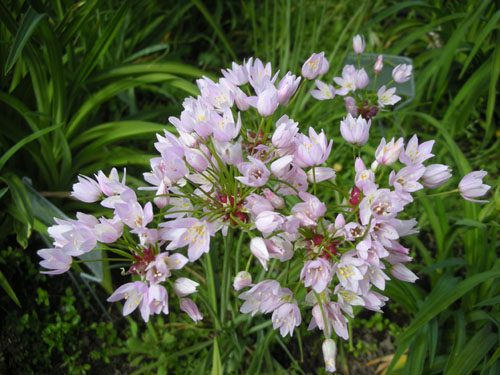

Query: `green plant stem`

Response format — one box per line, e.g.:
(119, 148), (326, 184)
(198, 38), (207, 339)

(220, 227), (234, 325)
(203, 252), (221, 331)
(414, 189), (459, 200)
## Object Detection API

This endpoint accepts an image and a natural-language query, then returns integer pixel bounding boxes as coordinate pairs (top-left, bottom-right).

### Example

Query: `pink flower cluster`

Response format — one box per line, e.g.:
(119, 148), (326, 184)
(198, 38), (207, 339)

(38, 34), (491, 373)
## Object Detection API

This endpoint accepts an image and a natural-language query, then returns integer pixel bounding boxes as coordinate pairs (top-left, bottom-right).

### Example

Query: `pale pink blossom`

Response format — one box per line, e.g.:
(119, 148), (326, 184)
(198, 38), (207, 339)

(302, 52), (329, 79)
(392, 64), (412, 83)
(459, 171), (490, 203)
(377, 85), (401, 108)
(322, 339), (337, 373)
(180, 298), (203, 322)
(311, 80), (335, 100)
(233, 271), (252, 291)
(422, 164), (452, 189)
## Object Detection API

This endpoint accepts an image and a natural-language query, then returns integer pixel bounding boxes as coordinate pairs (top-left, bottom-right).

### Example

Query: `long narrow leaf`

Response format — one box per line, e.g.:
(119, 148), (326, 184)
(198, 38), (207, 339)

(396, 268), (500, 345)
(4, 8), (47, 74)
(0, 124), (60, 172)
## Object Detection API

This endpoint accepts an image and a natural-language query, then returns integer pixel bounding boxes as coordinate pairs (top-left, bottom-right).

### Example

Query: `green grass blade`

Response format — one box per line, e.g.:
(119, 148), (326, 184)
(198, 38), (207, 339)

(443, 326), (497, 375)
(459, 9), (500, 79)
(66, 73), (180, 139)
(190, 0), (236, 61)
(4, 7), (47, 74)
(396, 269), (500, 345)
(405, 327), (427, 375)
(211, 337), (222, 375)
(73, 1), (130, 87)
(0, 269), (21, 307)
(0, 124), (60, 172)
(483, 38), (500, 145)
(57, 0), (104, 46)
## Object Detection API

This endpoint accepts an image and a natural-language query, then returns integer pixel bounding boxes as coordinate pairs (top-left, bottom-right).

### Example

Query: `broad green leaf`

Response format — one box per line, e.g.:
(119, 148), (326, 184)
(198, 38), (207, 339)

(396, 269), (500, 345)
(211, 337), (222, 375)
(443, 326), (497, 375)
(444, 311), (465, 372)
(4, 8), (47, 74)
(0, 268), (21, 307)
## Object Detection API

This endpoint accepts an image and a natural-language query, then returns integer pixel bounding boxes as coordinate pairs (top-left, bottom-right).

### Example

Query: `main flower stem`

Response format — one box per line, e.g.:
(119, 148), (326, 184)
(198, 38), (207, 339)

(220, 227), (234, 325)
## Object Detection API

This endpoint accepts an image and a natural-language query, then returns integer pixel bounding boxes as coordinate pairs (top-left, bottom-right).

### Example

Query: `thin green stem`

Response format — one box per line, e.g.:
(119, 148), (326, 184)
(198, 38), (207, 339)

(203, 252), (220, 330)
(414, 189), (459, 200)
(220, 228), (234, 325)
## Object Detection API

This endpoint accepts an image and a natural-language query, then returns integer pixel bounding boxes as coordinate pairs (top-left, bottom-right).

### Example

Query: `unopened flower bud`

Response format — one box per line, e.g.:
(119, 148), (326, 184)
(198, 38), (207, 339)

(322, 339), (337, 373)
(352, 34), (365, 54)
(374, 54), (383, 74)
(233, 271), (252, 291)
(392, 64), (412, 83)
(174, 278), (199, 297)
(263, 188), (285, 209)
(422, 164), (452, 189)
(344, 96), (358, 116)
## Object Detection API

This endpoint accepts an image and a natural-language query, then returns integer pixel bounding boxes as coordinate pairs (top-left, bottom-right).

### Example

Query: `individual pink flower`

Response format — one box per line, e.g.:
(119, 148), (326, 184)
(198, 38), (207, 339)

(309, 301), (348, 339)
(307, 167), (336, 183)
(340, 114), (371, 146)
(374, 55), (383, 74)
(233, 271), (252, 291)
(458, 171), (490, 203)
(344, 96), (358, 116)
(255, 211), (284, 234)
(250, 237), (270, 270)
(354, 68), (369, 89)
(236, 156), (271, 187)
(353, 34), (365, 54)
(140, 284), (169, 322)
(302, 52), (329, 79)
(94, 216), (123, 243)
(311, 80), (336, 100)
(272, 300), (301, 337)
(294, 127), (333, 168)
(115, 190), (153, 231)
(291, 191), (326, 222)
(333, 256), (364, 292)
(392, 64), (412, 83)
(263, 188), (285, 209)
(272, 115), (299, 155)
(377, 85), (401, 108)
(277, 72), (301, 105)
(322, 339), (337, 373)
(221, 61), (249, 86)
(211, 108), (241, 142)
(71, 175), (102, 202)
(399, 135), (435, 166)
(375, 137), (404, 166)
(38, 248), (72, 274)
(107, 281), (149, 317)
(333, 65), (356, 95)
(390, 263), (418, 283)
(145, 252), (188, 284)
(422, 164), (452, 188)
(245, 193), (275, 217)
(248, 58), (276, 92)
(389, 165), (426, 195)
(180, 298), (203, 323)
(174, 278), (199, 297)
(300, 258), (332, 293)
(162, 218), (213, 262)
(239, 280), (284, 316)
(247, 84), (279, 117)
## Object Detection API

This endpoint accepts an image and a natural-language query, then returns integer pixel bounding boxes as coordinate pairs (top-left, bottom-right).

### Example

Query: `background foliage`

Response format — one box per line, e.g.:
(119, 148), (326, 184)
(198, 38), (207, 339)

(0, 0), (499, 374)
